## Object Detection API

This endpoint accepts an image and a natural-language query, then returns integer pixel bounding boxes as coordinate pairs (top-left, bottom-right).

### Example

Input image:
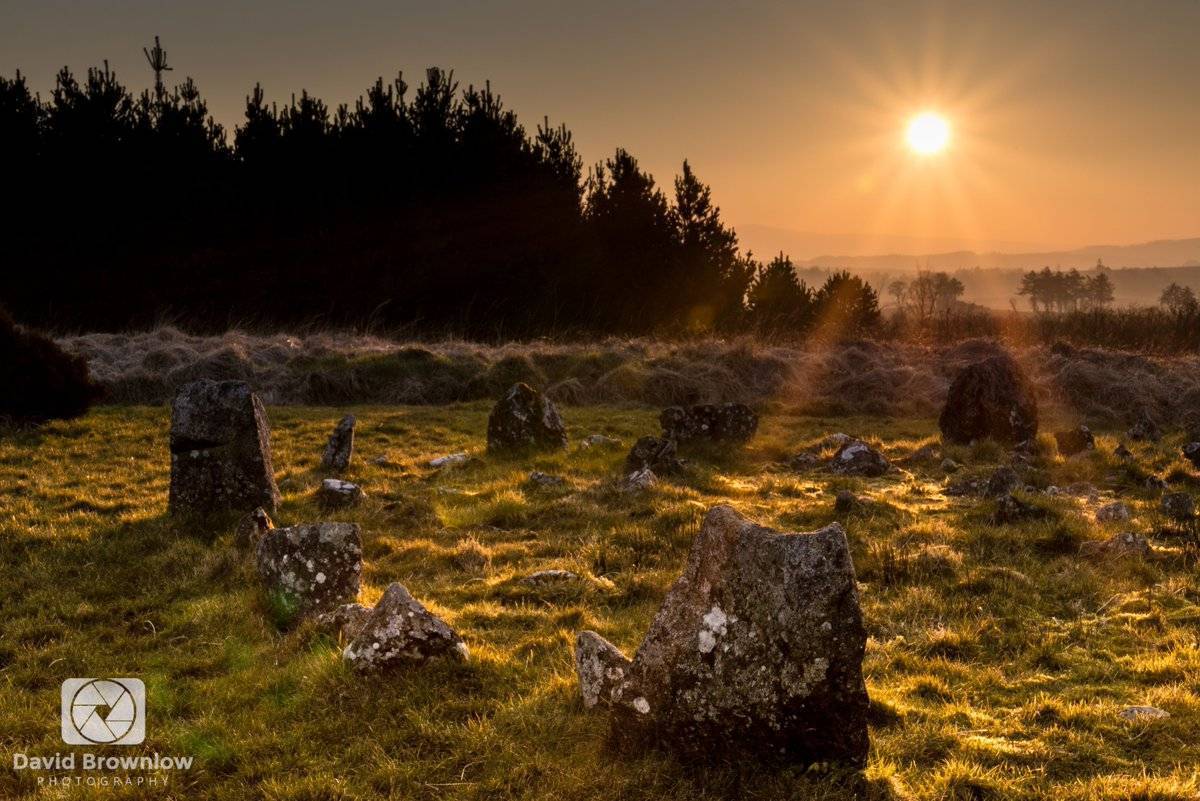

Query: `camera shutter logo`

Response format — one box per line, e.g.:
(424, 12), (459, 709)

(61, 678), (145, 745)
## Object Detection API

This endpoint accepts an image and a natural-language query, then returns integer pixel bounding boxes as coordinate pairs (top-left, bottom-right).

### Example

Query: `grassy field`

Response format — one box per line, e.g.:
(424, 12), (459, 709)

(1, 403), (1198, 800)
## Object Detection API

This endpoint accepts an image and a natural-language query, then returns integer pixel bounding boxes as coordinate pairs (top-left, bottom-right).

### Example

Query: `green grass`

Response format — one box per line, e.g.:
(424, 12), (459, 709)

(1, 404), (1198, 800)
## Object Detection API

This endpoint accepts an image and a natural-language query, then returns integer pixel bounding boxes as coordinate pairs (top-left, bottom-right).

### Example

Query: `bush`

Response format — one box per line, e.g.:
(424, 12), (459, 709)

(0, 308), (101, 424)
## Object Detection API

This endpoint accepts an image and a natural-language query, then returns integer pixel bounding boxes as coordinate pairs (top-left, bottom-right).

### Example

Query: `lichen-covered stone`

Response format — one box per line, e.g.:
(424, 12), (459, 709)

(625, 436), (683, 474)
(486, 383), (567, 453)
(984, 466), (1023, 498)
(429, 452), (469, 468)
(1054, 425), (1094, 456)
(321, 414), (356, 471)
(316, 602), (372, 640)
(575, 631), (633, 709)
(660, 403), (758, 444)
(343, 583), (468, 671)
(581, 434), (622, 449)
(939, 355), (1038, 446)
(1119, 705), (1169, 721)
(256, 522), (362, 615)
(620, 467), (657, 493)
(829, 440), (890, 477)
(1095, 501), (1131, 523)
(992, 493), (1043, 525)
(522, 569), (580, 584)
(318, 478), (364, 508)
(527, 471), (566, 489)
(593, 505), (870, 767)
(168, 380), (280, 515)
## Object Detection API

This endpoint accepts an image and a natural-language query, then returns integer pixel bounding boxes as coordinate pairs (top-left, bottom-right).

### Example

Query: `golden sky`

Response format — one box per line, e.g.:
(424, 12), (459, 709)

(5, 0), (1198, 254)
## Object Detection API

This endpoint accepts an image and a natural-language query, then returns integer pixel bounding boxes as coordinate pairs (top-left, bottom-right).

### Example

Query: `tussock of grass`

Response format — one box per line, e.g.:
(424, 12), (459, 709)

(1, 405), (1199, 799)
(57, 329), (1200, 429)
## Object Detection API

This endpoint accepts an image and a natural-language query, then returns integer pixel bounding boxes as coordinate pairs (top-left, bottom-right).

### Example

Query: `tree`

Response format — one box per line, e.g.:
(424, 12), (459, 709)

(1083, 272), (1114, 310)
(672, 161), (754, 331)
(812, 270), (881, 337)
(746, 253), (812, 332)
(1160, 283), (1198, 317)
(584, 149), (679, 332)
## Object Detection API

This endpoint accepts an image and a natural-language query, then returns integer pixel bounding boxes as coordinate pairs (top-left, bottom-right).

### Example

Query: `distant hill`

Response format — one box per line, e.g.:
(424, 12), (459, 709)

(788, 237), (1200, 272)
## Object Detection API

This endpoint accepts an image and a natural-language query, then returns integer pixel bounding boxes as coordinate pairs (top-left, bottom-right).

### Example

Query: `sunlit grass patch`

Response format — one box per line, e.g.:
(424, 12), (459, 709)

(0, 405), (1197, 799)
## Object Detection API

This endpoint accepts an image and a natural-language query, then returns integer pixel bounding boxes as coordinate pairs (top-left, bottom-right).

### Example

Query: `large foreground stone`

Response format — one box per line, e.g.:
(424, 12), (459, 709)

(343, 583), (469, 671)
(579, 505), (870, 766)
(256, 522), (362, 616)
(168, 380), (280, 515)
(938, 354), (1038, 446)
(660, 403), (758, 444)
(486, 383), (567, 453)
(321, 414), (356, 471)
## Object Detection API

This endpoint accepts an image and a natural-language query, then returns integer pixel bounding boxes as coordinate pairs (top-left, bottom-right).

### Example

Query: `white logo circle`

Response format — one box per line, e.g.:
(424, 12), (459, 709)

(69, 679), (139, 743)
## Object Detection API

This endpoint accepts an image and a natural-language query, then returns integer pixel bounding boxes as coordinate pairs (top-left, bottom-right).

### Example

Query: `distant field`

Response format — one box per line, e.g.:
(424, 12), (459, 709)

(1, 405), (1198, 800)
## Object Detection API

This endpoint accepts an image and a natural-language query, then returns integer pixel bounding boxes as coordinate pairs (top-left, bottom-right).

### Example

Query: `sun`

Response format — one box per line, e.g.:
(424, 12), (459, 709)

(906, 112), (951, 155)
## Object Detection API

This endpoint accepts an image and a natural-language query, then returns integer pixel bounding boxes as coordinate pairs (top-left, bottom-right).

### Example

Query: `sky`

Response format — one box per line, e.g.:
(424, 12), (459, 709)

(4, 0), (1199, 258)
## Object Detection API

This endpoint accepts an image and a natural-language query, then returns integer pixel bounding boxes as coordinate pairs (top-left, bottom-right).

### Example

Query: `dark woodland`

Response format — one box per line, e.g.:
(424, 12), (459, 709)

(0, 64), (882, 338)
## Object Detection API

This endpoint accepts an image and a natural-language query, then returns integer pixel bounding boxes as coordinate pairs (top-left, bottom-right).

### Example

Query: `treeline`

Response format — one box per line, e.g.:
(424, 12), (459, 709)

(1017, 267), (1115, 312)
(0, 63), (882, 338)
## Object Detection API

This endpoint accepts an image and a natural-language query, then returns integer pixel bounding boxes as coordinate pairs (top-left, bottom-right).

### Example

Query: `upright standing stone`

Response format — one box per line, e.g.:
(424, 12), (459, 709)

(321, 414), (356, 471)
(939, 354), (1038, 446)
(580, 505), (870, 766)
(255, 522), (363, 616)
(169, 380), (280, 515)
(486, 383), (568, 453)
(343, 583), (469, 671)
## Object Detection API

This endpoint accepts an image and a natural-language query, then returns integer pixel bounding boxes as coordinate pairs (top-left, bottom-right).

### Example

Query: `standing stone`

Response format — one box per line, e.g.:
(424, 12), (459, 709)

(938, 354), (1038, 446)
(486, 383), (568, 453)
(584, 505), (869, 766)
(1095, 501), (1131, 523)
(343, 583), (469, 671)
(317, 478), (365, 508)
(575, 631), (634, 709)
(626, 436), (683, 474)
(256, 522), (362, 616)
(168, 380), (280, 515)
(829, 440), (891, 477)
(1054, 426), (1095, 456)
(660, 403), (758, 445)
(620, 467), (658, 493)
(984, 466), (1023, 498)
(992, 493), (1043, 525)
(321, 414), (356, 471)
